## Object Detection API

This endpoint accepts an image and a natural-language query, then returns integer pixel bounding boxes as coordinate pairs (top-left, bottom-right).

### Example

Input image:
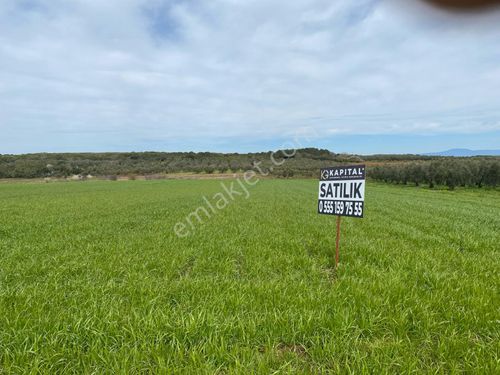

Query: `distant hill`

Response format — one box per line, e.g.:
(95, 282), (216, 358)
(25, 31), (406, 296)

(424, 148), (500, 157)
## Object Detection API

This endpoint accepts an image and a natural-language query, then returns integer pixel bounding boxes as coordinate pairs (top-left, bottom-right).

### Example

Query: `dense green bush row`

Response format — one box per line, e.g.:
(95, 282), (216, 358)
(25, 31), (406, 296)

(1, 150), (499, 188)
(370, 159), (500, 189)
(0, 149), (361, 179)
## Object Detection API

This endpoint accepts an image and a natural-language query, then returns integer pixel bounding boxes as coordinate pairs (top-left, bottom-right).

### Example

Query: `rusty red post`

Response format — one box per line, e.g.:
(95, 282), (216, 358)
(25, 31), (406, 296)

(335, 215), (341, 267)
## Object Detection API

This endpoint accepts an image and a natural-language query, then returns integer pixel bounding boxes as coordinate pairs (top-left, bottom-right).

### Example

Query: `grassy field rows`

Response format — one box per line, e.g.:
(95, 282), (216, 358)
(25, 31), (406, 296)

(0, 180), (499, 373)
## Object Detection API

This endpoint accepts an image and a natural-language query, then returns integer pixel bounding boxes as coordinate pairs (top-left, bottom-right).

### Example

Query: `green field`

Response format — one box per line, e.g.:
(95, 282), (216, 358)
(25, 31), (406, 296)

(0, 179), (499, 373)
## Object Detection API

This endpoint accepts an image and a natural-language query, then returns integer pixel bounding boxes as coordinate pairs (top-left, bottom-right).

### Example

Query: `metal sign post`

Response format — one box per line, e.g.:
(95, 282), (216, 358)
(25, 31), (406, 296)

(318, 165), (366, 268)
(335, 216), (341, 267)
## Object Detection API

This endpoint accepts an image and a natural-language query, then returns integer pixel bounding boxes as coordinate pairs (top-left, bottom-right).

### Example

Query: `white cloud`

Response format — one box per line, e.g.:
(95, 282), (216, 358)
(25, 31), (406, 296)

(0, 0), (500, 152)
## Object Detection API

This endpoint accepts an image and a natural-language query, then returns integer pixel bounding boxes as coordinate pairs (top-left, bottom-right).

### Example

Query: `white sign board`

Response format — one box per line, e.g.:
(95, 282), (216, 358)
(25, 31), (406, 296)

(318, 165), (365, 218)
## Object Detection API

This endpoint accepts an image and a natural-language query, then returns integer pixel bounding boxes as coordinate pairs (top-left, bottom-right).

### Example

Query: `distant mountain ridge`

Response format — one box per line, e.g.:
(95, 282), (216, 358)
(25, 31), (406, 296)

(423, 148), (500, 157)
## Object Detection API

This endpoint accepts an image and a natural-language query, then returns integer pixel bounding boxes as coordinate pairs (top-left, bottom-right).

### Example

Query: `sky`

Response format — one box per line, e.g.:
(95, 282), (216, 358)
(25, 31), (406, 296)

(1, 0), (499, 155)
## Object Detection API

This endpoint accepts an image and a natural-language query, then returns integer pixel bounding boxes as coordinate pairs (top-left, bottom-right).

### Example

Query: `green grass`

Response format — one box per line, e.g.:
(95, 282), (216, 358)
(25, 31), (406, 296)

(0, 179), (499, 373)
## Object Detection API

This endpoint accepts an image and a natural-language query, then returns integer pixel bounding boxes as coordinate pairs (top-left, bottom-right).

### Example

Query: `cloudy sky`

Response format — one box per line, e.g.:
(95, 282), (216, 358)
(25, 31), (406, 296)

(1, 0), (499, 154)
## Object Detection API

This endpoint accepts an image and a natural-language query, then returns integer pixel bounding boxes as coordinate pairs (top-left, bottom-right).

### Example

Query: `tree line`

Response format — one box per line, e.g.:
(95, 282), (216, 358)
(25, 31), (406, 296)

(1, 150), (498, 189)
(370, 158), (500, 189)
(0, 149), (361, 179)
